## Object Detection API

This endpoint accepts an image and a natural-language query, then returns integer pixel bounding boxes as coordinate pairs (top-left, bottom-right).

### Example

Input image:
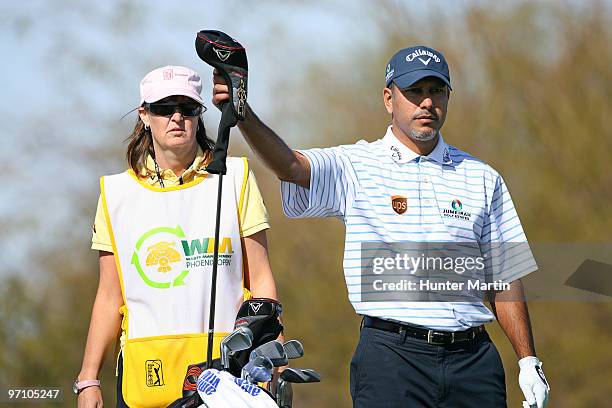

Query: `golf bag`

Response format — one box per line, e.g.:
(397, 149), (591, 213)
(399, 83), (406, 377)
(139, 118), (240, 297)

(167, 298), (283, 407)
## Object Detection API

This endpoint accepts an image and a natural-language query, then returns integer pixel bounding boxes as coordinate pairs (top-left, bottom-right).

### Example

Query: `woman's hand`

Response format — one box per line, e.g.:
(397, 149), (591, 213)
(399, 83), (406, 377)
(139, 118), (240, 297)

(77, 251), (123, 408)
(77, 386), (103, 408)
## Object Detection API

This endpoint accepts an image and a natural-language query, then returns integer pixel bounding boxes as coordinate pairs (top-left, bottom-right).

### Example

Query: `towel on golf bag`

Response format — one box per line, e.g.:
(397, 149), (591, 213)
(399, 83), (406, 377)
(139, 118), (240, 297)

(196, 369), (277, 407)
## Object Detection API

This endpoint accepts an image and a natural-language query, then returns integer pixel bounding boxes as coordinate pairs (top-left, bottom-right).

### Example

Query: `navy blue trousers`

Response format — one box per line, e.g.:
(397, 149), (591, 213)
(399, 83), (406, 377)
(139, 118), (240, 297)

(350, 325), (507, 408)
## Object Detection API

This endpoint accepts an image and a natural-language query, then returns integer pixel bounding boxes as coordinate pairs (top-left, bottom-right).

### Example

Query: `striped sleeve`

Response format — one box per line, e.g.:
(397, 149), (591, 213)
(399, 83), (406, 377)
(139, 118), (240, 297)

(481, 173), (538, 283)
(280, 147), (352, 219)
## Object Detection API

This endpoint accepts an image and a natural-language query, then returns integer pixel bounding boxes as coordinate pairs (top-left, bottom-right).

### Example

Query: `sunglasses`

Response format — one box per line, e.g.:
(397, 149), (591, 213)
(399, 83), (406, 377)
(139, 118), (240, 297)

(143, 101), (206, 117)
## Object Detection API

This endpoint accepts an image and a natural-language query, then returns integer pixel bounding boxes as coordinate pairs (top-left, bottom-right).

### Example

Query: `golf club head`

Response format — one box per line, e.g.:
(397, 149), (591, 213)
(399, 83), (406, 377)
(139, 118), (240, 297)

(300, 369), (321, 382)
(242, 355), (273, 383)
(220, 326), (253, 369)
(250, 340), (288, 367)
(280, 368), (321, 383)
(276, 379), (293, 408)
(282, 340), (304, 360)
(195, 30), (247, 120)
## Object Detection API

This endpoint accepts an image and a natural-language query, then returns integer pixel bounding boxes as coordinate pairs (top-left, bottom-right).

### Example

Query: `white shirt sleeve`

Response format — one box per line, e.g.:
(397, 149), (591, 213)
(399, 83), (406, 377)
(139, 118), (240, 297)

(481, 173), (538, 283)
(280, 147), (353, 219)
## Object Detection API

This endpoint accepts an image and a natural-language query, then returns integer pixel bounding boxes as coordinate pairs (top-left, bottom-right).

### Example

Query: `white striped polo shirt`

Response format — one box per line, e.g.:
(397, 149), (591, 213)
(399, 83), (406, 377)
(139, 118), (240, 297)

(281, 126), (537, 331)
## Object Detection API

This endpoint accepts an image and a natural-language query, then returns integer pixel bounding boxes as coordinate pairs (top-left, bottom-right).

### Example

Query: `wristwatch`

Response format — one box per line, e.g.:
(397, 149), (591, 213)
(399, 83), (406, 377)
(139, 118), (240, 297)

(73, 379), (101, 395)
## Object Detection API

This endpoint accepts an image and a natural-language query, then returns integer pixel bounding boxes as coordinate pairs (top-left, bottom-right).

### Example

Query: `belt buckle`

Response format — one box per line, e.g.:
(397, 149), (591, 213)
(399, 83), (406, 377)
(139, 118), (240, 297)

(427, 330), (454, 345)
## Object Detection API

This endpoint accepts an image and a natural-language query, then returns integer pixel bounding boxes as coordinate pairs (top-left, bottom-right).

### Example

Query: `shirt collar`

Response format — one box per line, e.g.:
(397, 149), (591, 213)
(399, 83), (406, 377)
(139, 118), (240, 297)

(428, 133), (453, 164)
(381, 125), (452, 165)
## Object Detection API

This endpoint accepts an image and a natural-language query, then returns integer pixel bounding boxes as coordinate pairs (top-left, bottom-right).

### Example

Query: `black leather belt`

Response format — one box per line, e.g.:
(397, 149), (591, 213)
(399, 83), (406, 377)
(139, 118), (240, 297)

(363, 316), (485, 345)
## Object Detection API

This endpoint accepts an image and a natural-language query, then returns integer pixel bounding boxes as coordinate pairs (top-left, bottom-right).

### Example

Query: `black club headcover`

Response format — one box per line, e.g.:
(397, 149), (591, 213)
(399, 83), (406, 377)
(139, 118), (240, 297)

(195, 30), (248, 175)
(228, 298), (284, 377)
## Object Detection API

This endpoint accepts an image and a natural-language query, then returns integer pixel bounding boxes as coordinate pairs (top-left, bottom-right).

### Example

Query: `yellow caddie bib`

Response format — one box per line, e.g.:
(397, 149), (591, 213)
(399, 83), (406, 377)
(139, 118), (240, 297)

(101, 157), (251, 408)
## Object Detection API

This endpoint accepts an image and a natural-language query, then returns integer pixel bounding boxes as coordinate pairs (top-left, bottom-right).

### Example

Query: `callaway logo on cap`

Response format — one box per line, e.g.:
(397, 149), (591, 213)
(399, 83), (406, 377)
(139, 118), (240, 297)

(385, 45), (451, 90)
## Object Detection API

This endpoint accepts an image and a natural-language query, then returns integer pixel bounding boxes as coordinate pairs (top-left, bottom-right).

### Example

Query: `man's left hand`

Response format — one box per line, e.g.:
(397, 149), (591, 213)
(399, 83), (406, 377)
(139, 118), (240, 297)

(518, 356), (550, 408)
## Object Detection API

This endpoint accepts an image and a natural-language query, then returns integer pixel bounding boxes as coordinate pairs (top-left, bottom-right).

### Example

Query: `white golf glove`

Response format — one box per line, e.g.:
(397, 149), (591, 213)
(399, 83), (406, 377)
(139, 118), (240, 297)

(518, 356), (550, 408)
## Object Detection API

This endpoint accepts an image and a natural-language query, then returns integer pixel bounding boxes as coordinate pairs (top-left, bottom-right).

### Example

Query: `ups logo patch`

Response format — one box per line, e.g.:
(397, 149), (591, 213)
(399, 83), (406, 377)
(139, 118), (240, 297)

(391, 195), (407, 215)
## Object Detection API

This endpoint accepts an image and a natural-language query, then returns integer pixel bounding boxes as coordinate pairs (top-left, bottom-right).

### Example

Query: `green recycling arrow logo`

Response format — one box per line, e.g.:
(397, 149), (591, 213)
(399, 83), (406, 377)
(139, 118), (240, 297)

(131, 225), (190, 289)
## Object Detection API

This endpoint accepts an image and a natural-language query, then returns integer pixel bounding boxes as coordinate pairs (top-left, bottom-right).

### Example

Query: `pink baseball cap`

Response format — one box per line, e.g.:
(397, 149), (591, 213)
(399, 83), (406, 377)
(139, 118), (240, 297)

(139, 65), (204, 105)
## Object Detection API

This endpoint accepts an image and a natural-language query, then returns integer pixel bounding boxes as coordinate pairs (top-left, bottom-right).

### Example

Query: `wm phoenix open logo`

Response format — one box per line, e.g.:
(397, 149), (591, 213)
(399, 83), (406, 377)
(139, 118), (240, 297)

(131, 226), (234, 289)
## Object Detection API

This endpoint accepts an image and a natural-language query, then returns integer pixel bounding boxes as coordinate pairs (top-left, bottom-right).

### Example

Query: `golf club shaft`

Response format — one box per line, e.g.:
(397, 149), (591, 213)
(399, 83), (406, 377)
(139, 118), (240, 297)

(206, 171), (224, 367)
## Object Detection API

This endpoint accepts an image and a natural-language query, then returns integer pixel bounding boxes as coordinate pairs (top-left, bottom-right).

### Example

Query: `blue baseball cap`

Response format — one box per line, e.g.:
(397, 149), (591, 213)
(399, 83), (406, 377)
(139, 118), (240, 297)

(385, 46), (451, 90)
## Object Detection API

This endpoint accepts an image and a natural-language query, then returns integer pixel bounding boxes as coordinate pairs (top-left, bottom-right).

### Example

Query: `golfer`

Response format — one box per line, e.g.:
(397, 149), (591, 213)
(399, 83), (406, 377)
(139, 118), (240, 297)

(213, 46), (550, 407)
(76, 65), (279, 408)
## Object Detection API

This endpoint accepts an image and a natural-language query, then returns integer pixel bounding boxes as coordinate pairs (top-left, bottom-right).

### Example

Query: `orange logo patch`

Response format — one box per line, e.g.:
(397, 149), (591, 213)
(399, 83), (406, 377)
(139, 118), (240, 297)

(391, 195), (407, 214)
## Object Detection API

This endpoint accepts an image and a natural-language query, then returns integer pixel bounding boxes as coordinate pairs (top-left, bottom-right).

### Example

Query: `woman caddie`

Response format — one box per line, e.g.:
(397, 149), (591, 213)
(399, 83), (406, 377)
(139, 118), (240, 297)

(76, 65), (278, 408)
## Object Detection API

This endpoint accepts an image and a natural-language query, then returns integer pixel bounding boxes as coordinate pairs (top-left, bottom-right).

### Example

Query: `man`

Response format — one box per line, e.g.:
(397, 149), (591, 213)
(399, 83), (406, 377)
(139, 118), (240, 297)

(213, 45), (550, 407)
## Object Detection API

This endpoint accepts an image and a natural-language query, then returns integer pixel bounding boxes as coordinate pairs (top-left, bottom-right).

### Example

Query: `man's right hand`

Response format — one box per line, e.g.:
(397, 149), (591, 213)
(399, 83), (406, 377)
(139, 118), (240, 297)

(212, 69), (230, 109)
(77, 386), (103, 408)
(210, 71), (311, 188)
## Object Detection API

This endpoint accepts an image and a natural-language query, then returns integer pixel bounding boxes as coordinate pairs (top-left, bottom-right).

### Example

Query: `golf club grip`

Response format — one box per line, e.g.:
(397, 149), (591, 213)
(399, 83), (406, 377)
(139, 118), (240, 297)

(205, 101), (234, 175)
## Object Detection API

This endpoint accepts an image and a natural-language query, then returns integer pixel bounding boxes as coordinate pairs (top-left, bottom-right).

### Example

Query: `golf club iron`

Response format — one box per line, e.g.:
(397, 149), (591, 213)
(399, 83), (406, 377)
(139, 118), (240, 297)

(250, 340), (288, 367)
(220, 326), (253, 369)
(274, 368), (320, 408)
(241, 355), (274, 383)
(282, 340), (304, 360)
(280, 368), (321, 383)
